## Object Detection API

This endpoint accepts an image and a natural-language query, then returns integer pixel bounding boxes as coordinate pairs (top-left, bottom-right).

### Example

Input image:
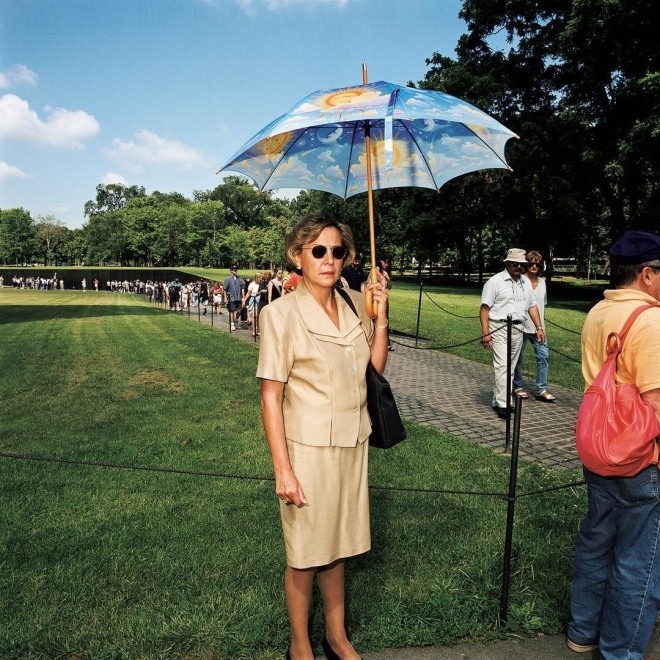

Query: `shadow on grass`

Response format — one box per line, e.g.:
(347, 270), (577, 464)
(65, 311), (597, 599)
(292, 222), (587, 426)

(0, 304), (168, 325)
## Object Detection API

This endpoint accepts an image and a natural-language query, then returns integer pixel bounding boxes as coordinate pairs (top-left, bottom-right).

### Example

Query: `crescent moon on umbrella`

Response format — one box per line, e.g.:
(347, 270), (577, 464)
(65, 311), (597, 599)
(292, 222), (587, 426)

(318, 127), (343, 143)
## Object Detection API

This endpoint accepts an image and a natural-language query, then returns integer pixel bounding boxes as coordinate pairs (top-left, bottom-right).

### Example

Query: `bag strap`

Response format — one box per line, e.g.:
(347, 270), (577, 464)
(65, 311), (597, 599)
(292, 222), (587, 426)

(336, 286), (358, 318)
(618, 303), (658, 343)
(606, 303), (659, 358)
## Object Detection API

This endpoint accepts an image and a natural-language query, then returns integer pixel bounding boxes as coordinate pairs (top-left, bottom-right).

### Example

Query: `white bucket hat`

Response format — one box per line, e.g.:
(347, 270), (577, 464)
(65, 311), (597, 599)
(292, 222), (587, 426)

(504, 248), (528, 263)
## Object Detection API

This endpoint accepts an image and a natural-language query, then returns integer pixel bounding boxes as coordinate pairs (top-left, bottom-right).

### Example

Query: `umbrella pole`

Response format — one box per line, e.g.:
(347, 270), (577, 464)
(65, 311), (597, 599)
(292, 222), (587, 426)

(363, 63), (378, 319)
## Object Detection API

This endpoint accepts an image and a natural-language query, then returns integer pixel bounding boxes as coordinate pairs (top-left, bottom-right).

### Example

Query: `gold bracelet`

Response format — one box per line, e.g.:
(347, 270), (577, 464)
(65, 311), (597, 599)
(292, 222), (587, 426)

(376, 323), (389, 329)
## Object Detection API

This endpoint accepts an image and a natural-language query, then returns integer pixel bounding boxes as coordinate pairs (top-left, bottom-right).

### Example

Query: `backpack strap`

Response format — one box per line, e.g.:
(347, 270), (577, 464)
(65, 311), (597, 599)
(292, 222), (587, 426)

(606, 303), (660, 371)
(618, 303), (659, 343)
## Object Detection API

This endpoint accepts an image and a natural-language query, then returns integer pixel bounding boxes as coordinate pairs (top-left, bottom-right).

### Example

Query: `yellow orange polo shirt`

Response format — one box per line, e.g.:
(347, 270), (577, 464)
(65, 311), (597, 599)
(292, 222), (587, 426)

(581, 289), (660, 393)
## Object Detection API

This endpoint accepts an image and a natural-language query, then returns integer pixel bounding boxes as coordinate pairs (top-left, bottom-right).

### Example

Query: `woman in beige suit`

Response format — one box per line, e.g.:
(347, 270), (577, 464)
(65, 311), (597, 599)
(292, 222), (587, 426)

(257, 214), (390, 660)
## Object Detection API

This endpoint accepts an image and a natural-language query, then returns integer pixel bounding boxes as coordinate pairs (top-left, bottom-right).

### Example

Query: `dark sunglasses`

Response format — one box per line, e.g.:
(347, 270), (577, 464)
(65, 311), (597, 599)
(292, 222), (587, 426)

(527, 261), (543, 268)
(302, 245), (348, 260)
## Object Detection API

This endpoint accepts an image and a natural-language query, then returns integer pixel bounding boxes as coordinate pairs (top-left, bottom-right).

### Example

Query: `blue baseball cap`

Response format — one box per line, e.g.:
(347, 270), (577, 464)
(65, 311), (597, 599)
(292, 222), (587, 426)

(609, 230), (660, 265)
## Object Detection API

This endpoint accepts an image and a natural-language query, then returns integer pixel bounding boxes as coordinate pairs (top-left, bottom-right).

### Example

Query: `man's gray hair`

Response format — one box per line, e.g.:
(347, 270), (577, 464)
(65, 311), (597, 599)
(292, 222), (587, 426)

(611, 259), (660, 287)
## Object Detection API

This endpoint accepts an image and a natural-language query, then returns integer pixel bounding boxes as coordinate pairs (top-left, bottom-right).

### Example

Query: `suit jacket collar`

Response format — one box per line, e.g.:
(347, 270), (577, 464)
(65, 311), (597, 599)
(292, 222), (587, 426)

(295, 280), (362, 340)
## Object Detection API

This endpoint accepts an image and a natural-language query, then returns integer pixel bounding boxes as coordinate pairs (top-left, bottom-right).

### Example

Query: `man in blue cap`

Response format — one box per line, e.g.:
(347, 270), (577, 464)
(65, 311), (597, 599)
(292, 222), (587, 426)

(568, 230), (660, 658)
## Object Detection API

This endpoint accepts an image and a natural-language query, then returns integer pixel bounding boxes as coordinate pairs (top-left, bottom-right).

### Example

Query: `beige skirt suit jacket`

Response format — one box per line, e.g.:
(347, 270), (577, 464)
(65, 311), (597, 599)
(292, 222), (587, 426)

(257, 281), (375, 568)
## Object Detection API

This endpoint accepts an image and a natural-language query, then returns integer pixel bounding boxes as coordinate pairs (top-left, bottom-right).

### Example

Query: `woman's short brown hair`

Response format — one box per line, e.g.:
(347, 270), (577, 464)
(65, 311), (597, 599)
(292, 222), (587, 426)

(285, 213), (356, 270)
(526, 250), (543, 263)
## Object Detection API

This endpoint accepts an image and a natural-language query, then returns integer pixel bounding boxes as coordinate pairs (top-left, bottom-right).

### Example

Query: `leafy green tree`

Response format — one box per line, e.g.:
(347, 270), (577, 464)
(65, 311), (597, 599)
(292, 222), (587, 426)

(85, 211), (127, 265)
(62, 228), (87, 265)
(220, 225), (255, 268)
(34, 215), (70, 265)
(257, 205), (294, 268)
(122, 199), (161, 266)
(0, 208), (36, 265)
(425, 0), (660, 255)
(185, 200), (226, 266)
(206, 176), (271, 229)
(84, 183), (146, 217)
(83, 184), (147, 265)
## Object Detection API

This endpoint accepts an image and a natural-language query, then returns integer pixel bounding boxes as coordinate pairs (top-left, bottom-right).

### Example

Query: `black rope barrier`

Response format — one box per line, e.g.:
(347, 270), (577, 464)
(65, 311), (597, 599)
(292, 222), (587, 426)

(545, 317), (582, 335)
(0, 451), (271, 482)
(422, 289), (480, 319)
(389, 319), (521, 352)
(546, 343), (582, 364)
(0, 451), (583, 499)
(516, 480), (586, 498)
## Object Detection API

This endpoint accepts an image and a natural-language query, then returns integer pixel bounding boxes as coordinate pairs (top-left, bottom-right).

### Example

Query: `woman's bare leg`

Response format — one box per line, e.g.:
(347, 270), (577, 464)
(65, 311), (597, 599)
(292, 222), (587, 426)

(317, 559), (360, 659)
(285, 565), (315, 660)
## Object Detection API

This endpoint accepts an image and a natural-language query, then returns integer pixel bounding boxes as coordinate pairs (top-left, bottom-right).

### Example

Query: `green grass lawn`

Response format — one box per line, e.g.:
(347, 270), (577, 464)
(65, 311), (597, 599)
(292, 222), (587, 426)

(0, 289), (586, 659)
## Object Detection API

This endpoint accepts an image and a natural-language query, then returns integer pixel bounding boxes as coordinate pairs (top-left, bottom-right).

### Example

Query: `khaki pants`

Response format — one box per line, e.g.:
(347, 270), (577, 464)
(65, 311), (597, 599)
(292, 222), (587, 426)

(489, 320), (524, 409)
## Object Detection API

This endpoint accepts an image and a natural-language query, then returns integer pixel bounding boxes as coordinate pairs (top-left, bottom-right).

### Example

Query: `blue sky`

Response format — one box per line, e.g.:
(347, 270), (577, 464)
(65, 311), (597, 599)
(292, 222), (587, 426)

(0, 0), (469, 229)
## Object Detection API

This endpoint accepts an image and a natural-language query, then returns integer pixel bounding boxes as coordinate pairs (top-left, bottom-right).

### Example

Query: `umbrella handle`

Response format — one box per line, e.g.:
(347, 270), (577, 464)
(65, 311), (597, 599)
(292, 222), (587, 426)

(364, 269), (378, 319)
(362, 63), (379, 320)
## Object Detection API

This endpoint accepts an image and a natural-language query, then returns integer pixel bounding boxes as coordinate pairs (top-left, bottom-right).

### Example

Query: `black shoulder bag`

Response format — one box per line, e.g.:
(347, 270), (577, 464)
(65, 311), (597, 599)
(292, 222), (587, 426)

(337, 288), (406, 449)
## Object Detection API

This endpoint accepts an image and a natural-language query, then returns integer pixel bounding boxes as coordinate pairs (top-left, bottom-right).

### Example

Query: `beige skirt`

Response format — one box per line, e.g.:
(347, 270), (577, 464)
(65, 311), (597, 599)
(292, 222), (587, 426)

(281, 439), (370, 569)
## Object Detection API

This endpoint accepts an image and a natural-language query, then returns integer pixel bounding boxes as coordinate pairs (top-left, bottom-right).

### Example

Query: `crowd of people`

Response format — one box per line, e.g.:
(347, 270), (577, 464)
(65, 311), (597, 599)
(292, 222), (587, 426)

(5, 274), (64, 290)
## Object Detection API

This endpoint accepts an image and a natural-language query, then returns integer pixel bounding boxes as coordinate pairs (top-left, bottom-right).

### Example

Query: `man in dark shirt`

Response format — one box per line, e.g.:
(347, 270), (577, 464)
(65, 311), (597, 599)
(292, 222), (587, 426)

(223, 265), (244, 331)
(341, 253), (365, 292)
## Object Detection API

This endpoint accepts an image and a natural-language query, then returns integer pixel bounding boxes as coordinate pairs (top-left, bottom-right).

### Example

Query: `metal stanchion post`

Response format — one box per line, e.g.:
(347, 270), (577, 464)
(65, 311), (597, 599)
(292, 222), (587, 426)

(499, 394), (522, 627)
(505, 314), (513, 453)
(415, 282), (423, 348)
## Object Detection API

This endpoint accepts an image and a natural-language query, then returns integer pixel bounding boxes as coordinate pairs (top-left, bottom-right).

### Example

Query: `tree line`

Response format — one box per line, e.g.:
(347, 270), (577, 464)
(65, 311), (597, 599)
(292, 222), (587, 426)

(1, 1), (657, 279)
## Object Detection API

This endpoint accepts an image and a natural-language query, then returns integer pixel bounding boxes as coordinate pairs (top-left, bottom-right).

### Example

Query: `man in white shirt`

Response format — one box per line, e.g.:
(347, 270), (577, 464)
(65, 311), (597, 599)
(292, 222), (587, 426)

(480, 248), (545, 419)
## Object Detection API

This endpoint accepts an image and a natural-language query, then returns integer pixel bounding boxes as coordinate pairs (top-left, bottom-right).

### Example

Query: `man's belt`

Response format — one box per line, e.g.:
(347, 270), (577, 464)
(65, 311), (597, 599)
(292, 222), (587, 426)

(491, 319), (523, 324)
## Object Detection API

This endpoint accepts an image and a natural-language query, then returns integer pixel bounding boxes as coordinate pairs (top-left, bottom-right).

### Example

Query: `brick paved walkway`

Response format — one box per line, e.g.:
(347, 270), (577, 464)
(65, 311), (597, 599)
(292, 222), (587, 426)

(192, 307), (584, 473)
(387, 335), (583, 471)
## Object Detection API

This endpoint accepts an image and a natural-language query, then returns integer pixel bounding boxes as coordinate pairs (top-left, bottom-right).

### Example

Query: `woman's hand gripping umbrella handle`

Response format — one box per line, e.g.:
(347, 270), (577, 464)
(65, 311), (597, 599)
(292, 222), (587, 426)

(364, 269), (379, 319)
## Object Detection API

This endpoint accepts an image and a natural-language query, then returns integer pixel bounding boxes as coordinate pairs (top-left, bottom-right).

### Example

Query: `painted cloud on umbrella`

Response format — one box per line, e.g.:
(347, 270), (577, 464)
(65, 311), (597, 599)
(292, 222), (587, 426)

(220, 80), (518, 198)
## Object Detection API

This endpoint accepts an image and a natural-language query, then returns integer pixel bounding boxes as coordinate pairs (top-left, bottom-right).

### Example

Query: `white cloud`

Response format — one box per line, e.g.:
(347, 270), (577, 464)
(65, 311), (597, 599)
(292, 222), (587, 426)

(233, 0), (352, 15)
(318, 149), (336, 163)
(104, 129), (213, 172)
(264, 0), (351, 8)
(0, 94), (100, 149)
(0, 161), (31, 182)
(102, 172), (129, 187)
(0, 64), (37, 89)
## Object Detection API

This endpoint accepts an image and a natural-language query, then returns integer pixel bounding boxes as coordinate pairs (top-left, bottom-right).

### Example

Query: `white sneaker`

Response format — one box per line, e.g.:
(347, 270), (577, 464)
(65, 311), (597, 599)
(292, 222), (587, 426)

(230, 323), (236, 331)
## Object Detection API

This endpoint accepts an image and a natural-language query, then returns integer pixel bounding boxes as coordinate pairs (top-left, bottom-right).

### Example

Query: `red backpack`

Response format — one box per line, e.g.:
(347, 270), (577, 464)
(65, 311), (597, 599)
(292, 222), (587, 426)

(575, 304), (660, 477)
